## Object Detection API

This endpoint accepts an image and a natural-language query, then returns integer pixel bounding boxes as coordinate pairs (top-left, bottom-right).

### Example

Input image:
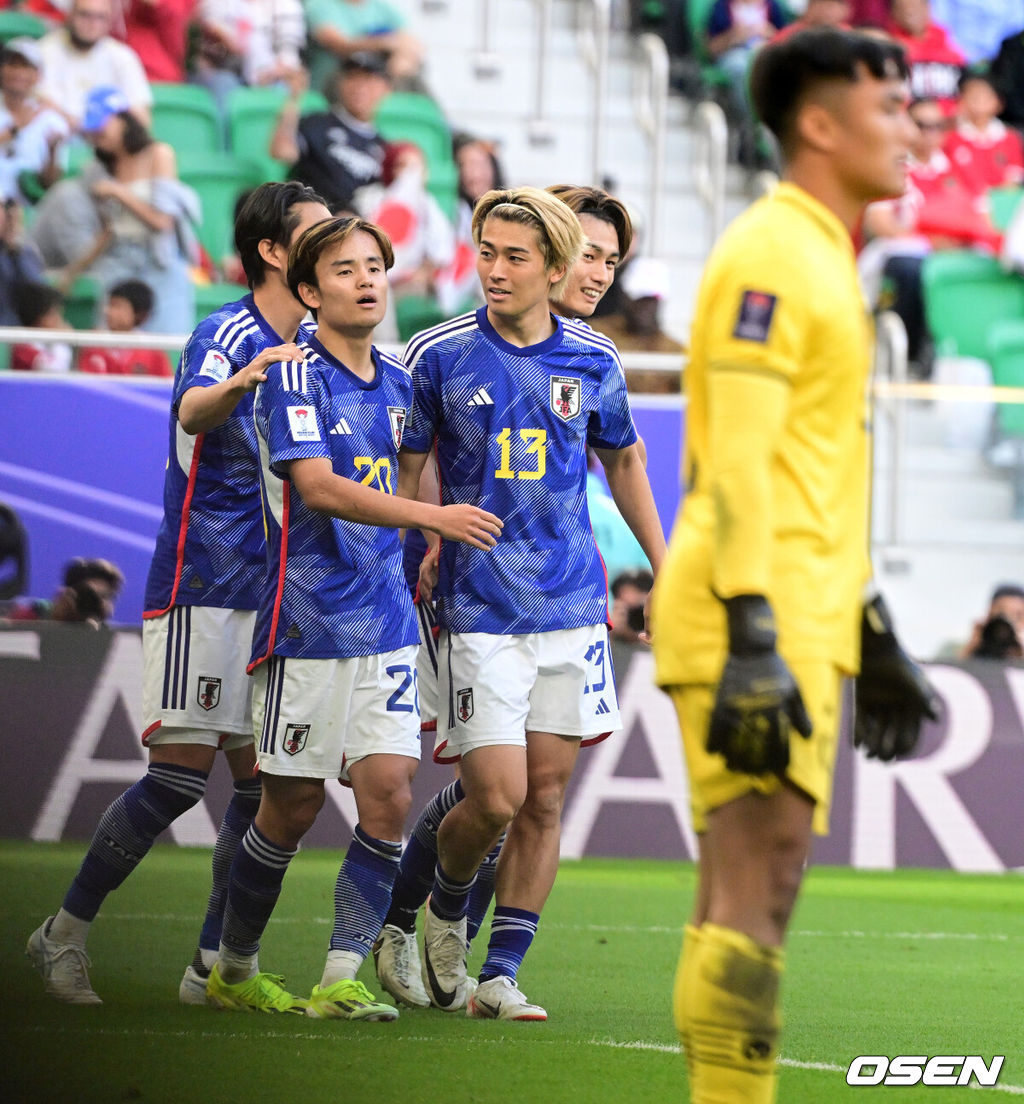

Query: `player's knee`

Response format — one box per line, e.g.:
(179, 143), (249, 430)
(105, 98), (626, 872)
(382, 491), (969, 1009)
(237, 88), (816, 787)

(258, 783), (325, 844)
(467, 788), (522, 834)
(519, 772), (569, 829)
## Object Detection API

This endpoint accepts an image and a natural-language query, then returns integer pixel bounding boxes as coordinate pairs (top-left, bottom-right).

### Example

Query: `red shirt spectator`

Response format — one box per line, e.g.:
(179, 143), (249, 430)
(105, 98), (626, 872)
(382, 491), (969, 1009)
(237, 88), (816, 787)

(118, 0), (196, 84)
(772, 0), (851, 43)
(886, 0), (965, 114)
(848, 0), (888, 26)
(78, 345), (172, 376)
(944, 73), (1024, 196)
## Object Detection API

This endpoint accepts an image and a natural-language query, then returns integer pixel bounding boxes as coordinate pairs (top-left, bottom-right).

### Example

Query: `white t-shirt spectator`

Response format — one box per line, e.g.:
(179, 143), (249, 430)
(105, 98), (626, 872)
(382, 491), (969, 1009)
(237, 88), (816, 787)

(0, 102), (69, 202)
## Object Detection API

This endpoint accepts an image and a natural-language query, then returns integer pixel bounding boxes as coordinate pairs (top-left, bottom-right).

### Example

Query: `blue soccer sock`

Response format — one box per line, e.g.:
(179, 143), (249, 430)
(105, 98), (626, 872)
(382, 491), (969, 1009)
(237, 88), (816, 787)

(328, 824), (402, 962)
(478, 907), (540, 984)
(429, 860), (476, 923)
(62, 762), (208, 923)
(383, 779), (465, 932)
(466, 832), (504, 944)
(219, 823), (297, 976)
(194, 775), (262, 967)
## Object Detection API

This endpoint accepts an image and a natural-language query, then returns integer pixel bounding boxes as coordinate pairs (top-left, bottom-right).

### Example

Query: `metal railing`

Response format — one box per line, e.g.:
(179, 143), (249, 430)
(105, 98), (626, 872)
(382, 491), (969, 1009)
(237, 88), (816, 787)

(632, 32), (669, 248)
(692, 100), (729, 254)
(527, 0), (556, 145)
(874, 310), (910, 569)
(577, 0), (612, 186)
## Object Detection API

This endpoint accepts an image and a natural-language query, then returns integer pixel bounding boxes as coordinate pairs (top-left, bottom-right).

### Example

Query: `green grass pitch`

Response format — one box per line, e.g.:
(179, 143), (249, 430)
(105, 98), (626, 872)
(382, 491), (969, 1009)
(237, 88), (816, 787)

(1, 841), (1021, 1103)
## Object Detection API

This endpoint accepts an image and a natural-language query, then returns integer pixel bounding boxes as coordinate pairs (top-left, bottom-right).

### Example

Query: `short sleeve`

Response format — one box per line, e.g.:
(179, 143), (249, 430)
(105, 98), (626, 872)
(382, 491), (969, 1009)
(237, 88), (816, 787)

(402, 345), (442, 452)
(173, 327), (233, 409)
(587, 350), (638, 451)
(259, 358), (331, 477)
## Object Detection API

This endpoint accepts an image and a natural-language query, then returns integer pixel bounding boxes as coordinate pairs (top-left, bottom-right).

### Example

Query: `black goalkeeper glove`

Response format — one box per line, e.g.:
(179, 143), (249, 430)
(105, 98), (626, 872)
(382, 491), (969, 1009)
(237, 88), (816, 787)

(854, 593), (940, 761)
(708, 595), (813, 775)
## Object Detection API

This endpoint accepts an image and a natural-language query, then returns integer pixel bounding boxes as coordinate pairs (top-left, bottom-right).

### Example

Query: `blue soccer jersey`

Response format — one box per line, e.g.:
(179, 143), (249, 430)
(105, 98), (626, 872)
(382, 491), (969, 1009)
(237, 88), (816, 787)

(402, 307), (638, 635)
(249, 337), (419, 667)
(144, 296), (301, 617)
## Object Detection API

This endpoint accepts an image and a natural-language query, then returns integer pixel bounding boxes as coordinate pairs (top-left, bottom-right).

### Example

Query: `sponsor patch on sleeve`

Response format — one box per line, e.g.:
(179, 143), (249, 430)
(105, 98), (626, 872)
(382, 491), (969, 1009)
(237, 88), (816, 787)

(199, 349), (230, 381)
(287, 405), (321, 442)
(732, 289), (778, 343)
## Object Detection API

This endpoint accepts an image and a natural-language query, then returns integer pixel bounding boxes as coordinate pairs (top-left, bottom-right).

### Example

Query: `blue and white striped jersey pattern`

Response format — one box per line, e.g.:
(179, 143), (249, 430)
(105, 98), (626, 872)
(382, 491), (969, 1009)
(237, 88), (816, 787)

(249, 337), (418, 666)
(144, 295), (299, 616)
(402, 307), (637, 635)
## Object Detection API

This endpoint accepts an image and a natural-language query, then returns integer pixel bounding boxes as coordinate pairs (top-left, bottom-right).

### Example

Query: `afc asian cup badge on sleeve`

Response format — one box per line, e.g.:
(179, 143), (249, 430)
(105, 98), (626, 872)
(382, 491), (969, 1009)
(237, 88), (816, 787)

(550, 376), (581, 420)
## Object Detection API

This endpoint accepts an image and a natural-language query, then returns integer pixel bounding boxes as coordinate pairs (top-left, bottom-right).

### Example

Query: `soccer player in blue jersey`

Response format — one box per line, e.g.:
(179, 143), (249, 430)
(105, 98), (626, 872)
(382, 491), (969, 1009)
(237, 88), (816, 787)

(395, 186), (665, 1021)
(205, 216), (503, 1018)
(374, 184), (637, 1010)
(26, 181), (332, 1005)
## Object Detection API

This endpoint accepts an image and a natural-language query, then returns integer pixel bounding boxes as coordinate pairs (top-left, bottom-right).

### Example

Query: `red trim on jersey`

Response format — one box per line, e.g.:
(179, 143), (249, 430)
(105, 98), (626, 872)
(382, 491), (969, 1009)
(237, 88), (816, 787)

(247, 481), (291, 673)
(581, 731), (613, 748)
(432, 735), (460, 765)
(143, 431), (206, 619)
(140, 720), (162, 746)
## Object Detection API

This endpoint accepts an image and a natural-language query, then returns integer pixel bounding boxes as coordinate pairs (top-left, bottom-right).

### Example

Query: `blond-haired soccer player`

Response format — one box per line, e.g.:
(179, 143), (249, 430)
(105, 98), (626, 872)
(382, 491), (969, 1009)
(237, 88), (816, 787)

(395, 186), (665, 1021)
(205, 216), (502, 1018)
(651, 29), (937, 1102)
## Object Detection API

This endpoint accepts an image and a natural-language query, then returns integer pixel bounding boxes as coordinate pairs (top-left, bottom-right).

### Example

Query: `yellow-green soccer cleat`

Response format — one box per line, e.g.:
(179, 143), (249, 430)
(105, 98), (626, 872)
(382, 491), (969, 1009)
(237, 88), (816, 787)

(306, 978), (400, 1021)
(206, 964), (308, 1014)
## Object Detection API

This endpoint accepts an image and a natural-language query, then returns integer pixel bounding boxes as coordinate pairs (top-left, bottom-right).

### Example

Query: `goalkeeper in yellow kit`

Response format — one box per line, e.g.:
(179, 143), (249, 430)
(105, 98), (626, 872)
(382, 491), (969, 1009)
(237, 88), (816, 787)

(651, 28), (938, 1104)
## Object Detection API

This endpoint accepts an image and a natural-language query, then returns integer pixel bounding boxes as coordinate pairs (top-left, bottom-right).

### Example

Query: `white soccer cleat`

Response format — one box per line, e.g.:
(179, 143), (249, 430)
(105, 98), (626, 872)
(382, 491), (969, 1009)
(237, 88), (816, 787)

(26, 917), (102, 1005)
(373, 924), (430, 1008)
(422, 909), (468, 1011)
(179, 964), (212, 1006)
(467, 975), (547, 1021)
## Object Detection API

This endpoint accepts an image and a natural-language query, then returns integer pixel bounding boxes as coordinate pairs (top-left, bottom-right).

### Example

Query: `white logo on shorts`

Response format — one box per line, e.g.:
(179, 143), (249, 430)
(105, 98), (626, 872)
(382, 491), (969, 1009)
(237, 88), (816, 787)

(197, 676), (221, 711)
(456, 688), (474, 722)
(283, 723), (310, 755)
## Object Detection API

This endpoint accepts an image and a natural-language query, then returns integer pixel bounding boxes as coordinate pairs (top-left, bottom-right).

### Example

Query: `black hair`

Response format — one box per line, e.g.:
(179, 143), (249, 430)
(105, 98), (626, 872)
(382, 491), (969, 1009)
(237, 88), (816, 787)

(452, 132), (506, 206)
(750, 28), (910, 154)
(13, 281), (63, 327)
(610, 569), (654, 598)
(958, 67), (999, 95)
(234, 180), (328, 290)
(93, 110), (153, 172)
(63, 557), (123, 592)
(991, 583), (1024, 603)
(107, 278), (154, 323)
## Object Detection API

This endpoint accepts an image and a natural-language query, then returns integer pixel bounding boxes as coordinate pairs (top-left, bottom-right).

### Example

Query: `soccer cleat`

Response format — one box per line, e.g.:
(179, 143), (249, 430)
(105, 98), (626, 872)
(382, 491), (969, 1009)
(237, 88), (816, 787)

(422, 908), (468, 1011)
(306, 978), (399, 1021)
(467, 975), (547, 1021)
(179, 964), (212, 1006)
(206, 964), (307, 1014)
(373, 924), (430, 1008)
(26, 917), (102, 1005)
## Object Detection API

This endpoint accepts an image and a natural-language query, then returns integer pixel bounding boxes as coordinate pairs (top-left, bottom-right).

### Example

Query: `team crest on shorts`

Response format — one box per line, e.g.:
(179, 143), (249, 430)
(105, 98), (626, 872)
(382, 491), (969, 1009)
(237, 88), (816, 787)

(456, 688), (474, 723)
(283, 724), (310, 756)
(550, 376), (581, 420)
(197, 676), (221, 711)
(387, 406), (407, 449)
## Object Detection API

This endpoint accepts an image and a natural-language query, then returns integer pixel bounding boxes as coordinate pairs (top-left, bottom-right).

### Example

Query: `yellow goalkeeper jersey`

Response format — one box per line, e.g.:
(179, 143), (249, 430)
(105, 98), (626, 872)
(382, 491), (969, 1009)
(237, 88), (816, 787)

(653, 182), (873, 686)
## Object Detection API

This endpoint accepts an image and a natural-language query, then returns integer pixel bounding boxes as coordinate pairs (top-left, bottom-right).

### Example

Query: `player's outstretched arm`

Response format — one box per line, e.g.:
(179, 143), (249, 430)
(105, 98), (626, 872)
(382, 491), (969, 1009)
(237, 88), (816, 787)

(854, 592), (940, 761)
(178, 345), (305, 435)
(291, 457), (502, 549)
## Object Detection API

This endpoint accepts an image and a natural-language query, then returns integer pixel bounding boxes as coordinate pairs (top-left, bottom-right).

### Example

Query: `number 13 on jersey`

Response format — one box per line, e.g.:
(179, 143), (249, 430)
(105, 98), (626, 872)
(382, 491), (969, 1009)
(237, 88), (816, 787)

(494, 427), (547, 480)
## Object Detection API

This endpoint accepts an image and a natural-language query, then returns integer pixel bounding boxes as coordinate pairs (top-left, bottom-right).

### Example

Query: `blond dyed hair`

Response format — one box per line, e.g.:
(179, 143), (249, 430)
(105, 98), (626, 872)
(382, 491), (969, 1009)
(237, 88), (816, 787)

(471, 186), (583, 299)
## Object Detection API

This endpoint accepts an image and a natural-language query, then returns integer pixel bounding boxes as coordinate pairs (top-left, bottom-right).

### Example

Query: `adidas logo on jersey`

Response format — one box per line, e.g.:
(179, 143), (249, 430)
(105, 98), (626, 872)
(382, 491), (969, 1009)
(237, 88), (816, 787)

(330, 418), (353, 435)
(595, 699), (611, 715)
(468, 387), (494, 406)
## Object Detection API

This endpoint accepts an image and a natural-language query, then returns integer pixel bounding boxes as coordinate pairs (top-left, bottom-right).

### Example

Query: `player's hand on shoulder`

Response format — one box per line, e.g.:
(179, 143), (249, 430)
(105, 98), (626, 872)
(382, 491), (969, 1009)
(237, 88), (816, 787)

(238, 343), (306, 392)
(434, 505), (503, 550)
(708, 595), (813, 775)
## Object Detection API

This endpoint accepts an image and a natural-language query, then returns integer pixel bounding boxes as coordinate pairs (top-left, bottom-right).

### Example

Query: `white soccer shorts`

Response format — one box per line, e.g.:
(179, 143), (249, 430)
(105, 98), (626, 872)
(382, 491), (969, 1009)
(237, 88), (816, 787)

(252, 646), (422, 780)
(142, 606), (255, 748)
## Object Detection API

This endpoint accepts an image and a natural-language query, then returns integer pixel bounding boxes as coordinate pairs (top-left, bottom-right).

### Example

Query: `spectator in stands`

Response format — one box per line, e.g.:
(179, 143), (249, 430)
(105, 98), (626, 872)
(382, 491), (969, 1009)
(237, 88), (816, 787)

(958, 583), (1024, 659)
(885, 0), (965, 113)
(773, 0), (851, 42)
(192, 0), (306, 115)
(848, 0), (889, 25)
(0, 37), (68, 206)
(991, 27), (1024, 130)
(37, 0), (153, 129)
(78, 278), (174, 376)
(364, 141), (454, 303)
(10, 280), (73, 372)
(928, 0), (1024, 66)
(61, 86), (198, 334)
(1, 556), (124, 626)
(945, 69), (1024, 195)
(271, 51), (389, 213)
(0, 197), (45, 325)
(118, 0), (196, 84)
(304, 0), (423, 93)
(705, 0), (787, 117)
(609, 568), (655, 644)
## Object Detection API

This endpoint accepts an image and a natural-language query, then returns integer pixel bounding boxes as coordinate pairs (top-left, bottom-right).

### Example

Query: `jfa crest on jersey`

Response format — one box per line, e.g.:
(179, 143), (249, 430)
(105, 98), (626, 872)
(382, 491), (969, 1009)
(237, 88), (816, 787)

(388, 405), (407, 449)
(403, 308), (638, 635)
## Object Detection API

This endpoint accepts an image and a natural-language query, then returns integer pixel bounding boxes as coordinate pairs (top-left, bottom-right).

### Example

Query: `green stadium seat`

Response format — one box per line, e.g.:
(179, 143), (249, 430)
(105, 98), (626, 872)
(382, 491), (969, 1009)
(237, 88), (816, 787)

(395, 295), (448, 342)
(226, 87), (330, 184)
(177, 152), (264, 264)
(987, 185), (1024, 232)
(375, 92), (452, 168)
(193, 281), (250, 328)
(151, 82), (223, 155)
(685, 0), (733, 93)
(63, 275), (103, 330)
(921, 250), (1024, 362)
(0, 11), (47, 43)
